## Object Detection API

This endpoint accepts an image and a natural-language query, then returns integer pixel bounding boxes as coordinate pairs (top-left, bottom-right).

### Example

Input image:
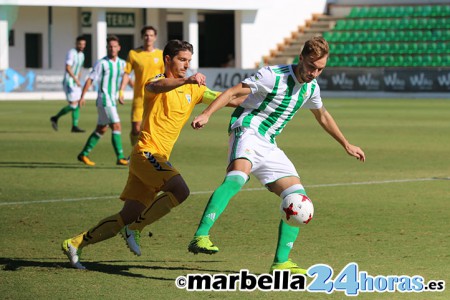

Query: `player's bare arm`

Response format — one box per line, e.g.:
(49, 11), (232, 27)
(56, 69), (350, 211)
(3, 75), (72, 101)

(118, 73), (131, 102)
(191, 83), (251, 129)
(310, 106), (366, 162)
(146, 73), (206, 94)
(66, 64), (80, 86)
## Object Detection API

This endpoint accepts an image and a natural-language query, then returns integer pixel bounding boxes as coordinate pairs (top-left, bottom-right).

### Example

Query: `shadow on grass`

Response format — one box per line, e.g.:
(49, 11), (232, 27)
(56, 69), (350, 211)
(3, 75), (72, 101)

(0, 162), (126, 170)
(0, 257), (239, 280)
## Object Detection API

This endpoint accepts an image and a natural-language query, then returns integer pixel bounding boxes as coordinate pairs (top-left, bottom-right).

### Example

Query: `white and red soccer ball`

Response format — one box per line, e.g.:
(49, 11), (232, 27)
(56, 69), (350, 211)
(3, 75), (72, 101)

(280, 193), (314, 227)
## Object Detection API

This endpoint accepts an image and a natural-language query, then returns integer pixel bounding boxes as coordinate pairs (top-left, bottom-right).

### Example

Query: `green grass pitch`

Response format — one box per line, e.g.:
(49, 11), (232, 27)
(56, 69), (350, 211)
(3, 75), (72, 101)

(0, 98), (449, 299)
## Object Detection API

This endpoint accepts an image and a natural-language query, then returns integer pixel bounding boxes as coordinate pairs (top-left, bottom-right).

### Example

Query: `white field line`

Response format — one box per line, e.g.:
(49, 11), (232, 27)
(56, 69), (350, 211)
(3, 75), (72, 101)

(0, 177), (448, 207)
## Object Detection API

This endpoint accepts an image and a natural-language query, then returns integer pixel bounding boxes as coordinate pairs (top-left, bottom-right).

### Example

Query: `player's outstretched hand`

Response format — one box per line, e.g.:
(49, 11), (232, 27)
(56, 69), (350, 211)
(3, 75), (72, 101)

(191, 114), (209, 129)
(346, 144), (366, 162)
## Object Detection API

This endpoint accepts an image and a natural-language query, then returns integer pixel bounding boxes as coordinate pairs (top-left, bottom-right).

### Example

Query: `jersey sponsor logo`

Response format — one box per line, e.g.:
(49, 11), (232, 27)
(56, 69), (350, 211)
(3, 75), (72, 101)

(154, 58), (160, 63)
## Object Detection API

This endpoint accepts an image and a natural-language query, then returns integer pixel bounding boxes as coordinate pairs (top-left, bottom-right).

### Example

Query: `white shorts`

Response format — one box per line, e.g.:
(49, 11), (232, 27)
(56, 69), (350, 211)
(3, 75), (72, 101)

(97, 106), (120, 125)
(228, 127), (299, 186)
(63, 85), (82, 102)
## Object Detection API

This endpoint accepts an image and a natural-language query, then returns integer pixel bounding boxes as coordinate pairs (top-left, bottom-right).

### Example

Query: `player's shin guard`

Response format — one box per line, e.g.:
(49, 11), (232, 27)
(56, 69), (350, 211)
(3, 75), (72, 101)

(80, 132), (102, 156)
(194, 171), (248, 236)
(274, 184), (307, 263)
(72, 106), (80, 127)
(128, 192), (179, 231)
(70, 213), (125, 249)
(112, 131), (125, 159)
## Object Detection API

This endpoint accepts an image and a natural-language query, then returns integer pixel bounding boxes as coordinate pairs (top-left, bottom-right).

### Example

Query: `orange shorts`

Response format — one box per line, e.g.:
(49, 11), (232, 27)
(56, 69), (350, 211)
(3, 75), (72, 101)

(120, 151), (180, 206)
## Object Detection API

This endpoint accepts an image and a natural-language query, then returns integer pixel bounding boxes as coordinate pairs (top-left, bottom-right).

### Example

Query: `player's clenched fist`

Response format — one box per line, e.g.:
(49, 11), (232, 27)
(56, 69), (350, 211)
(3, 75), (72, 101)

(191, 114), (209, 129)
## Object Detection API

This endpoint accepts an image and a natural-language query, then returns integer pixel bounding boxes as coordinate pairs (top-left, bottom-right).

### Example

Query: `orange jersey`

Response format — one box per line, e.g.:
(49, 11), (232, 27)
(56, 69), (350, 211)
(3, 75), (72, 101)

(124, 48), (164, 104)
(135, 77), (220, 160)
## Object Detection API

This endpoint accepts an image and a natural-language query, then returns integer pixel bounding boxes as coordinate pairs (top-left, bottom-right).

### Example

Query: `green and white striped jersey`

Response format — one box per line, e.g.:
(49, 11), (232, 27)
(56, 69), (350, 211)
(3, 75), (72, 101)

(63, 48), (85, 88)
(229, 65), (323, 144)
(88, 56), (126, 107)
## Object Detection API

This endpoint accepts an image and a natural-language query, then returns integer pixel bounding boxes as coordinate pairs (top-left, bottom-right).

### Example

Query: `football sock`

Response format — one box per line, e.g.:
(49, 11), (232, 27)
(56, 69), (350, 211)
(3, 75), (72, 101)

(112, 131), (125, 159)
(80, 131), (102, 156)
(128, 192), (179, 231)
(70, 213), (125, 249)
(274, 186), (307, 263)
(54, 105), (74, 119)
(130, 132), (139, 146)
(72, 106), (80, 127)
(194, 171), (248, 236)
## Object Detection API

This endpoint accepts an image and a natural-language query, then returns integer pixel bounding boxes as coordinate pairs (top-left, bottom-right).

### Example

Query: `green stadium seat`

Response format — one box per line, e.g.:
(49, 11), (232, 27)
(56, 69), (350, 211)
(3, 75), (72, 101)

(436, 42), (447, 54)
(348, 7), (360, 18)
(431, 55), (442, 67)
(335, 43), (346, 54)
(442, 55), (450, 67)
(391, 43), (401, 54)
(427, 42), (438, 54)
(366, 55), (377, 67)
(359, 7), (371, 18)
(431, 5), (442, 17)
(392, 55), (404, 67)
(356, 55), (367, 66)
(368, 7), (380, 18)
(352, 43), (363, 54)
(422, 55), (431, 66)
(403, 55), (414, 67)
(426, 18), (437, 30)
(384, 55), (395, 66)
(396, 6), (413, 17)
(380, 43), (390, 54)
(411, 30), (424, 42)
(334, 20), (346, 30)
(355, 31), (368, 42)
(385, 30), (396, 42)
(405, 18), (418, 30)
(444, 5), (450, 17)
(407, 43), (418, 54)
(412, 55), (423, 67)
(398, 43), (408, 54)
(414, 5), (432, 17)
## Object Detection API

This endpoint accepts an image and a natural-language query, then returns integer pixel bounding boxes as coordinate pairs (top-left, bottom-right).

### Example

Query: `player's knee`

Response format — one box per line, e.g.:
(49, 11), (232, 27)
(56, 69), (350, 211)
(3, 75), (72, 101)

(280, 184), (307, 199)
(174, 184), (190, 204)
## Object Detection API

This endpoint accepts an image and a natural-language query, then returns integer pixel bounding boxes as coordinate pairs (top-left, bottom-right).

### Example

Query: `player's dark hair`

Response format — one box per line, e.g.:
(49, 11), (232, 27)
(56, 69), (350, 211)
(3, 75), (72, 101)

(107, 35), (120, 44)
(163, 40), (193, 59)
(301, 36), (329, 60)
(141, 25), (157, 37)
(76, 35), (87, 43)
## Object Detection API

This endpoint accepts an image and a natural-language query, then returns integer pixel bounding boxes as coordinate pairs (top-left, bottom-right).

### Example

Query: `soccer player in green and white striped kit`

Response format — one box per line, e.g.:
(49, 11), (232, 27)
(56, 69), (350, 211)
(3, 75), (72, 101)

(188, 37), (366, 274)
(50, 35), (87, 133)
(76, 35), (128, 166)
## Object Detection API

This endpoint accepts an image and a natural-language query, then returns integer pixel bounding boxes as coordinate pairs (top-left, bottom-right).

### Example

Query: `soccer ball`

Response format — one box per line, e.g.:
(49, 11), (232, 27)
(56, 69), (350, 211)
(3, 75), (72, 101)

(280, 193), (314, 227)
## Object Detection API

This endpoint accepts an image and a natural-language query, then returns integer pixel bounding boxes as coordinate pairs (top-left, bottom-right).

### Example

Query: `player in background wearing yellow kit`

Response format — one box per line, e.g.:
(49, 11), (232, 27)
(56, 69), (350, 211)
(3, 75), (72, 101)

(61, 40), (243, 269)
(119, 26), (164, 146)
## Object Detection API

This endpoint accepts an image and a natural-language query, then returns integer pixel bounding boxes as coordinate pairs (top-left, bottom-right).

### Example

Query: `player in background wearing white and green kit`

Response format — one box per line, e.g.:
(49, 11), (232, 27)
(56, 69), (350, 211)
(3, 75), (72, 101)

(76, 35), (128, 166)
(188, 37), (366, 274)
(50, 35), (86, 133)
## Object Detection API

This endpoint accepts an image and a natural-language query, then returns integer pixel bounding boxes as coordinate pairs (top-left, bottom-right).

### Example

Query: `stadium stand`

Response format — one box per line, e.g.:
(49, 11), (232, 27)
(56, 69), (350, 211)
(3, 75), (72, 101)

(264, 4), (450, 67)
